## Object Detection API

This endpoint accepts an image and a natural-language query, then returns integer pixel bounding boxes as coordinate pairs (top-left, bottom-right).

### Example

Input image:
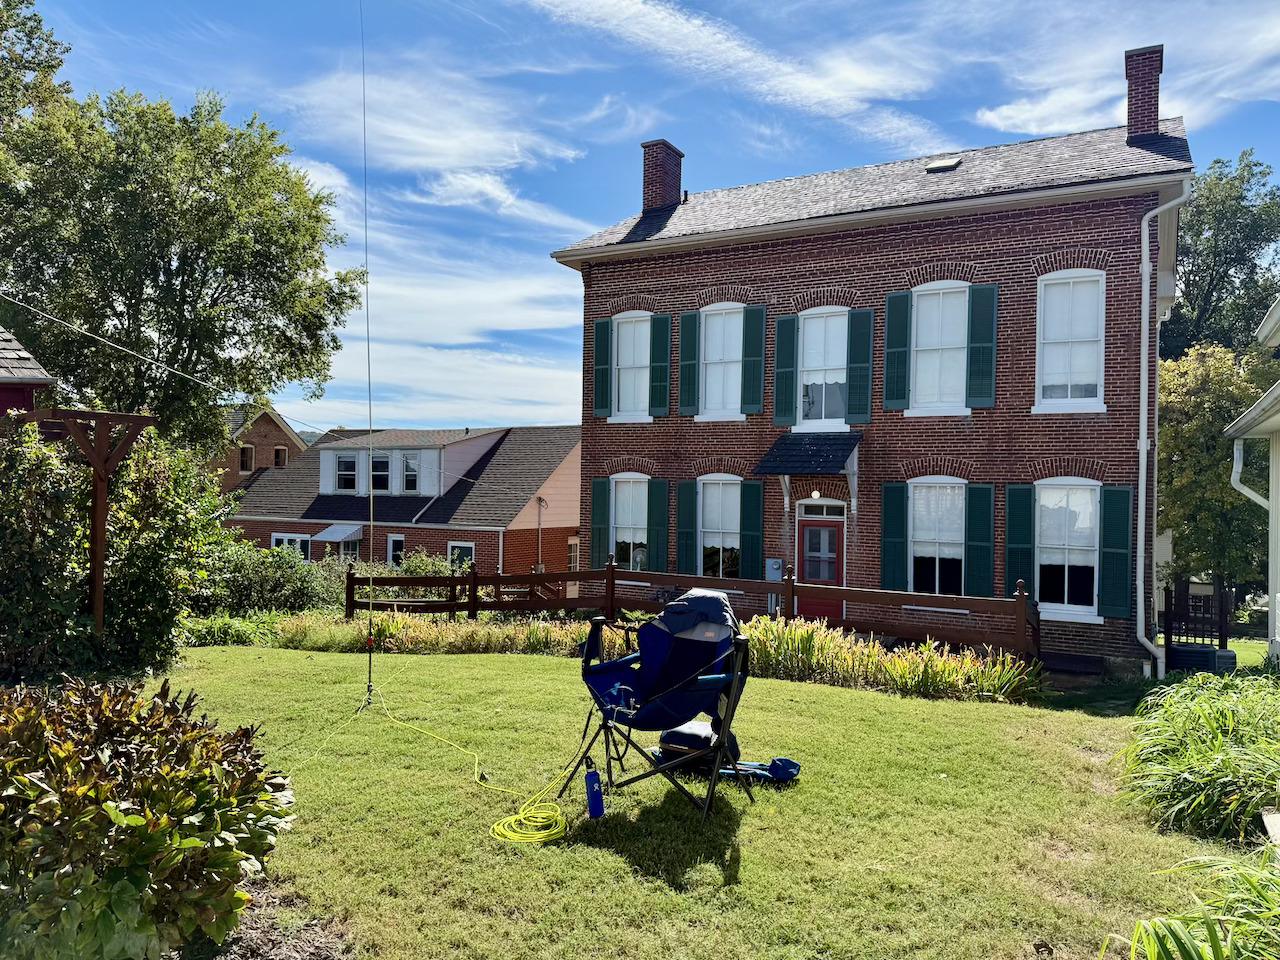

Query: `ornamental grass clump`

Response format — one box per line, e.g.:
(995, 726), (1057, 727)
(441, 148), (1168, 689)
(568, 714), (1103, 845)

(0, 678), (293, 959)
(1119, 672), (1280, 841)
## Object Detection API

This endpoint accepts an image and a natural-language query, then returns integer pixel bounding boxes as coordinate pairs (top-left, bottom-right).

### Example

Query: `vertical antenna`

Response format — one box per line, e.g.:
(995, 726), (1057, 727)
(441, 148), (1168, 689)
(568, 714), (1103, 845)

(358, 0), (375, 710)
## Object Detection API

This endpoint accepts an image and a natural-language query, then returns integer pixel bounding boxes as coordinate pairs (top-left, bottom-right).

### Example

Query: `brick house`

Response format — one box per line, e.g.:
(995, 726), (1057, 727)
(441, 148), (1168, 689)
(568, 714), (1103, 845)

(552, 46), (1192, 670)
(231, 425), (581, 575)
(211, 405), (309, 494)
(0, 325), (54, 413)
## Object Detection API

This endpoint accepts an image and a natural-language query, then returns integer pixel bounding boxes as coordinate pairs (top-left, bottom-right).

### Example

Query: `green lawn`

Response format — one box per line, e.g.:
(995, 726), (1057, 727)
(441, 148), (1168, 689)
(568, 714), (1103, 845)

(164, 648), (1215, 960)
(1229, 637), (1271, 668)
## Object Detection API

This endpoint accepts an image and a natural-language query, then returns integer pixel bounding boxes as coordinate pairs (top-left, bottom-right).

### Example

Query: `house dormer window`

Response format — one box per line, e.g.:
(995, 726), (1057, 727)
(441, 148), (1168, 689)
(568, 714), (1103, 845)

(274, 446), (288, 468)
(403, 454), (419, 492)
(337, 456), (357, 491)
(239, 445), (254, 473)
(371, 455), (390, 491)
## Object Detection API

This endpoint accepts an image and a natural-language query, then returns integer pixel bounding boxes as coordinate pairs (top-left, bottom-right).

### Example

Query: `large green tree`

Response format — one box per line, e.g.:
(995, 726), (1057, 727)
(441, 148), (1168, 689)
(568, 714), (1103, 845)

(1161, 150), (1280, 358)
(0, 90), (363, 451)
(0, 0), (67, 123)
(1157, 345), (1280, 596)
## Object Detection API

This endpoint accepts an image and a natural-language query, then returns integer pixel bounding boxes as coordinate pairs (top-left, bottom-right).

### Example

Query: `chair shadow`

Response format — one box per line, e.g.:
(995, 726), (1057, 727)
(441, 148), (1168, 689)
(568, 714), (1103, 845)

(571, 787), (744, 891)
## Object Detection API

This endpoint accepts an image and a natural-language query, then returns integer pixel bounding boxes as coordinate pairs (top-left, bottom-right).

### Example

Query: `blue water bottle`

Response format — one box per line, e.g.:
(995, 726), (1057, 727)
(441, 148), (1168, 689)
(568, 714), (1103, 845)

(584, 756), (604, 819)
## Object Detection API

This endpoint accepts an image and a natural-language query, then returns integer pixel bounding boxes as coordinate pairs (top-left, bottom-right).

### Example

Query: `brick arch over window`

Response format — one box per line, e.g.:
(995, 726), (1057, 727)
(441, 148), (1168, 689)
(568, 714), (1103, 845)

(603, 456), (659, 476)
(789, 288), (862, 313)
(1029, 456), (1110, 482)
(905, 261), (979, 287)
(793, 478), (848, 501)
(896, 456), (977, 481)
(690, 456), (753, 478)
(604, 293), (661, 315)
(1032, 249), (1112, 275)
(694, 284), (759, 307)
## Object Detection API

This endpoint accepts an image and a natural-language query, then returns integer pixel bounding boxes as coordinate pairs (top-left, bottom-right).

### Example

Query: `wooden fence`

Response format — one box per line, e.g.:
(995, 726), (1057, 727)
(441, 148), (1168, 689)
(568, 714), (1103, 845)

(344, 559), (1041, 659)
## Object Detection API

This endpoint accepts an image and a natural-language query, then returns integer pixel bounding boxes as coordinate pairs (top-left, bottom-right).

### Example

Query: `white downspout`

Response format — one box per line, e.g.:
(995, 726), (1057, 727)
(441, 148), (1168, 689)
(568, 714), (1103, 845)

(1139, 177), (1191, 678)
(1230, 439), (1269, 509)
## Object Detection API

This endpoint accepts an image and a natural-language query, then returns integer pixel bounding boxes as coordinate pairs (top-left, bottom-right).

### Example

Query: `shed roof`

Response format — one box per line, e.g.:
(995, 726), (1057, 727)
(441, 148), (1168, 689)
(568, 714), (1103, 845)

(0, 326), (54, 385)
(754, 432), (862, 476)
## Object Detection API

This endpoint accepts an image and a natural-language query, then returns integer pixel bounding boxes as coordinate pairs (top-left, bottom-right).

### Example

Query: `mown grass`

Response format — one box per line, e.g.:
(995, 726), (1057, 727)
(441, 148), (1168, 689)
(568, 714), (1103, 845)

(160, 647), (1218, 960)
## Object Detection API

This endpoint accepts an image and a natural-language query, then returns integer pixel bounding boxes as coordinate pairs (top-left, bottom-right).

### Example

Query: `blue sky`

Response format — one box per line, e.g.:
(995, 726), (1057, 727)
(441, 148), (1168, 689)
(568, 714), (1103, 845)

(45, 0), (1280, 434)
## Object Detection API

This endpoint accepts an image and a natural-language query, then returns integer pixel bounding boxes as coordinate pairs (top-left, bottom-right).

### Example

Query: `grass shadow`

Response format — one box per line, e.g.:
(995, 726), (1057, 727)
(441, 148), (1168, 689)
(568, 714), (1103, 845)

(571, 786), (744, 891)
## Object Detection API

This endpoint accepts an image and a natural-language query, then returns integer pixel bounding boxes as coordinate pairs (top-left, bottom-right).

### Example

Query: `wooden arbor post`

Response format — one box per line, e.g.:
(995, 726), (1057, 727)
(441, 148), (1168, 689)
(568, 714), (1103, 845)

(20, 408), (156, 634)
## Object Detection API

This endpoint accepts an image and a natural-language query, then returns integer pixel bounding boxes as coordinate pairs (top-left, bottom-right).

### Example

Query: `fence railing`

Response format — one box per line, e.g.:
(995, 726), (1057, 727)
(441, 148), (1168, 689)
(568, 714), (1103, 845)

(344, 557), (1041, 658)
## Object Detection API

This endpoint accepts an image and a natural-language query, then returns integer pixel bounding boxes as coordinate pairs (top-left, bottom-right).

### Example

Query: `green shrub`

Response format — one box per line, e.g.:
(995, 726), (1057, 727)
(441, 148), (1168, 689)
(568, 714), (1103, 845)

(201, 541), (334, 615)
(0, 677), (293, 958)
(1120, 672), (1280, 841)
(181, 612), (281, 647)
(1110, 849), (1280, 959)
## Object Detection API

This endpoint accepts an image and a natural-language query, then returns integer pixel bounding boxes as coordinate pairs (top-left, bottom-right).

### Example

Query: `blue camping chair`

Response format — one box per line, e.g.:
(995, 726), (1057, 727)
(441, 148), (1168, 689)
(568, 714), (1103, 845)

(560, 589), (754, 820)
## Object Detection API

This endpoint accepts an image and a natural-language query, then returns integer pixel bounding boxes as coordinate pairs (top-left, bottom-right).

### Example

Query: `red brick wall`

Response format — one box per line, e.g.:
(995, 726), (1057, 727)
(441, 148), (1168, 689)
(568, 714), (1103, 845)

(503, 525), (579, 574)
(576, 192), (1165, 661)
(210, 415), (303, 493)
(1125, 46), (1163, 139)
(641, 140), (683, 211)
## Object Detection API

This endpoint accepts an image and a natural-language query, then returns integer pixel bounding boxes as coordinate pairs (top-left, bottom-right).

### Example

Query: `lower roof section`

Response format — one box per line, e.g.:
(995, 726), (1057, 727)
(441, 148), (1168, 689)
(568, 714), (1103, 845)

(753, 431), (862, 476)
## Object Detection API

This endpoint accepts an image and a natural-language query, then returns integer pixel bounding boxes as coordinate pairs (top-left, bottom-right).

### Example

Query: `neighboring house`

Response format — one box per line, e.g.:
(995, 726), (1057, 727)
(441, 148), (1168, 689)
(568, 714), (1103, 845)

(1224, 295), (1280, 659)
(0, 325), (54, 413)
(552, 46), (1192, 670)
(231, 425), (581, 574)
(211, 405), (308, 494)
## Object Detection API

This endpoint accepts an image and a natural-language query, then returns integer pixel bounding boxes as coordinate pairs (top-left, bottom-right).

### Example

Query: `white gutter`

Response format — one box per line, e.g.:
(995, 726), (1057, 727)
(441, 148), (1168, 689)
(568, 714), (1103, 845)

(1231, 439), (1270, 509)
(1138, 177), (1192, 678)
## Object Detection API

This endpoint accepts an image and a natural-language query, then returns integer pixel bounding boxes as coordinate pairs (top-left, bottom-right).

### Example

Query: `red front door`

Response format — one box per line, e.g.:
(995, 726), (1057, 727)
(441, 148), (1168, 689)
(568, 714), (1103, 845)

(797, 520), (843, 621)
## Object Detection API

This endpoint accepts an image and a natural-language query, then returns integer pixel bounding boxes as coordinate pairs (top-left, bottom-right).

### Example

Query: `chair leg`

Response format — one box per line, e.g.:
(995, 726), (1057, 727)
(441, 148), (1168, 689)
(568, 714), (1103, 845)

(557, 722), (604, 800)
(726, 756), (756, 804)
(701, 747), (724, 824)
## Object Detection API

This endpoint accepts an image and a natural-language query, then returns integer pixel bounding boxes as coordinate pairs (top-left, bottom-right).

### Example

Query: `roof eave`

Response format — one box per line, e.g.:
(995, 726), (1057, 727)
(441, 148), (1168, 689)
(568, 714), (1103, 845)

(1254, 295), (1280, 348)
(1225, 379), (1280, 438)
(0, 376), (55, 386)
(550, 170), (1193, 270)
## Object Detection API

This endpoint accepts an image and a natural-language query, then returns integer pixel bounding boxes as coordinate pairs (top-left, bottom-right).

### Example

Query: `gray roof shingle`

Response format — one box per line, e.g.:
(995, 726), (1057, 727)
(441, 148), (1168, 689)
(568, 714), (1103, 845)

(754, 432), (862, 476)
(554, 120), (1192, 257)
(316, 427), (505, 448)
(0, 326), (54, 384)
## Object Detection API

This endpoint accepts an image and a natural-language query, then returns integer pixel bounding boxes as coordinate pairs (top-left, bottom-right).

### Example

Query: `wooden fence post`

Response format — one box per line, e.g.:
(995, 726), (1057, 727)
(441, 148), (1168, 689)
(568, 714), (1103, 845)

(448, 577), (457, 621)
(781, 564), (795, 621)
(468, 563), (480, 620)
(345, 562), (355, 620)
(605, 553), (617, 622)
(1014, 579), (1028, 655)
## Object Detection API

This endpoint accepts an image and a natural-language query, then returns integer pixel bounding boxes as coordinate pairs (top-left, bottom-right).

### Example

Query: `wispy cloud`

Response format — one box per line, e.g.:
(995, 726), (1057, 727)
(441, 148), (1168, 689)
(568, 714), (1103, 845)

(402, 171), (598, 234)
(565, 94), (664, 143)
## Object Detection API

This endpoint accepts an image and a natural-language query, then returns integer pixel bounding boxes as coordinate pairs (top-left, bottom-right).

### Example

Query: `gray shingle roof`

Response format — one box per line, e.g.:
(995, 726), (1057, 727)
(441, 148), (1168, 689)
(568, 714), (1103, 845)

(316, 427), (505, 448)
(0, 326), (54, 384)
(754, 432), (862, 476)
(554, 120), (1192, 257)
(234, 425), (580, 530)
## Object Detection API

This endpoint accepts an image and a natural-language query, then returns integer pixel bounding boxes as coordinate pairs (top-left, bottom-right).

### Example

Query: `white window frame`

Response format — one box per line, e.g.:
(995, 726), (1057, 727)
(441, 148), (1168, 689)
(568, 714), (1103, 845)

(905, 280), (971, 418)
(695, 302), (746, 422)
(1032, 268), (1107, 415)
(1034, 476), (1103, 623)
(610, 471), (650, 573)
(906, 476), (967, 601)
(698, 473), (743, 578)
(337, 539), (359, 561)
(402, 453), (419, 493)
(793, 305), (852, 433)
(387, 534), (406, 567)
(239, 445), (255, 474)
(370, 454), (391, 492)
(336, 454), (358, 493)
(271, 533), (310, 560)
(273, 446), (288, 468)
(609, 310), (653, 424)
(447, 541), (475, 569)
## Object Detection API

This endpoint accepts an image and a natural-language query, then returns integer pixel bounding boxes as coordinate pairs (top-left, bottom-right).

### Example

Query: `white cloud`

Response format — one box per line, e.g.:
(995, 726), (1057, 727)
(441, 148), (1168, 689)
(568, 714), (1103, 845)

(566, 94), (665, 143)
(518, 0), (955, 155)
(403, 171), (598, 234)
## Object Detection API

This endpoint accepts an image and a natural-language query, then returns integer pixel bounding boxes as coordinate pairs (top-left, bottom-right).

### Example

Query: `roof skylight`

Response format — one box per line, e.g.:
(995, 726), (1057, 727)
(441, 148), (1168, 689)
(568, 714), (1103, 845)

(925, 156), (963, 173)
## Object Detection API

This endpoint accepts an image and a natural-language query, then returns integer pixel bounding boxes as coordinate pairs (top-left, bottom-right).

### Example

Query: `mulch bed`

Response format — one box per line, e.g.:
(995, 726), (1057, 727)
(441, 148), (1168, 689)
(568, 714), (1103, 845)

(179, 877), (352, 960)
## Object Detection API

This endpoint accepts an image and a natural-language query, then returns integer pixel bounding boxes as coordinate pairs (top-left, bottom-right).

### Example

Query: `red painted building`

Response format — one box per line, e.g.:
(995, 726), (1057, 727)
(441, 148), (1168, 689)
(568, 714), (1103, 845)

(232, 425), (581, 575)
(0, 325), (54, 413)
(552, 46), (1191, 671)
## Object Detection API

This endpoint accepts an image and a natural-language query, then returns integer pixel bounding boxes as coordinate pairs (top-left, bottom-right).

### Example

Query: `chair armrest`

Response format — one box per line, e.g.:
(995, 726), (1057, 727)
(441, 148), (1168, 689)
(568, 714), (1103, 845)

(687, 673), (731, 691)
(583, 652), (641, 676)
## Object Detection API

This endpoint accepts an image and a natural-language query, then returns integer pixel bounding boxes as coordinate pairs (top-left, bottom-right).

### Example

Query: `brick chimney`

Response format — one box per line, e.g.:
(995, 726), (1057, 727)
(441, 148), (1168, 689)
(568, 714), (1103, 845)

(1125, 44), (1164, 143)
(641, 139), (683, 211)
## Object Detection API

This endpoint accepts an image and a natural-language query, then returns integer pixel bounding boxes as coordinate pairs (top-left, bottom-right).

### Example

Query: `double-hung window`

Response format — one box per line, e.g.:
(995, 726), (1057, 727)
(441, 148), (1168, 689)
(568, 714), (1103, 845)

(403, 454), (419, 493)
(611, 475), (649, 572)
(699, 476), (741, 578)
(274, 446), (288, 468)
(239, 446), (254, 473)
(908, 479), (965, 596)
(1036, 480), (1099, 615)
(799, 308), (848, 426)
(613, 311), (651, 419)
(371, 455), (390, 492)
(910, 281), (969, 413)
(272, 533), (310, 560)
(387, 535), (405, 567)
(700, 304), (743, 419)
(1035, 269), (1105, 413)
(336, 456), (357, 491)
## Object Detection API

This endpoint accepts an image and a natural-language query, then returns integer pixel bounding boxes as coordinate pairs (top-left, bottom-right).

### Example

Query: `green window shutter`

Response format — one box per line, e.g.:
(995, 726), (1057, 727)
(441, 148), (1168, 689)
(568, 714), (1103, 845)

(846, 308), (874, 424)
(593, 318), (612, 418)
(645, 479), (669, 573)
(964, 484), (995, 597)
(883, 292), (911, 411)
(1098, 486), (1134, 618)
(741, 306), (766, 414)
(773, 315), (798, 427)
(1004, 484), (1035, 597)
(880, 483), (908, 591)
(966, 284), (997, 409)
(739, 480), (764, 580)
(678, 312), (700, 415)
(676, 480), (698, 574)
(649, 314), (671, 417)
(590, 478), (611, 568)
